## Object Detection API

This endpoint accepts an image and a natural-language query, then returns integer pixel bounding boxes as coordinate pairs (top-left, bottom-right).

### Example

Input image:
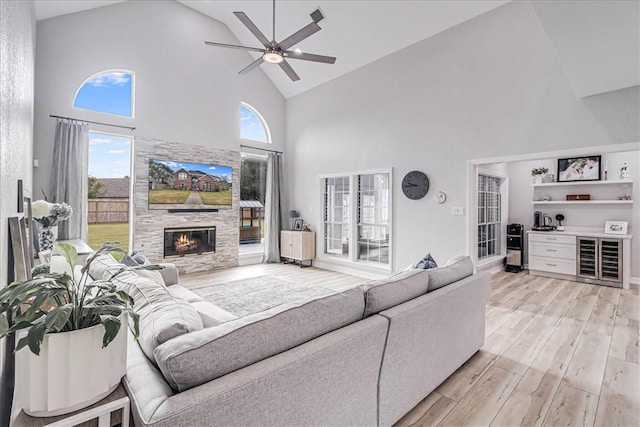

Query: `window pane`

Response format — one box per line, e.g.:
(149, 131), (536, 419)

(357, 173), (390, 265)
(87, 132), (132, 257)
(240, 103), (269, 143)
(477, 175), (501, 260)
(239, 154), (267, 249)
(75, 71), (133, 117)
(324, 176), (350, 257)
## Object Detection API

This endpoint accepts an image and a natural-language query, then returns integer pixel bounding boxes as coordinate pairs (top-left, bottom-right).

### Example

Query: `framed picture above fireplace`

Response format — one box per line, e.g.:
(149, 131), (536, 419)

(149, 159), (233, 210)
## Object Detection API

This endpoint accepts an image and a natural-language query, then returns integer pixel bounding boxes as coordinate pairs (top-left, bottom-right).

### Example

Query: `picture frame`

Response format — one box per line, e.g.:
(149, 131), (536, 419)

(557, 155), (601, 182)
(293, 218), (304, 231)
(604, 220), (628, 235)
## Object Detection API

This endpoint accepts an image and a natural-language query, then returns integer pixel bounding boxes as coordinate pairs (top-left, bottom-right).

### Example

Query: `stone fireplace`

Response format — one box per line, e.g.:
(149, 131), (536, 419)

(134, 138), (240, 274)
(164, 226), (216, 258)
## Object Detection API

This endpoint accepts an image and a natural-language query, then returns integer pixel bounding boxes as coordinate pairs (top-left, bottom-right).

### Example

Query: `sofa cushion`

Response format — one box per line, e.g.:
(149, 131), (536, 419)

(360, 270), (429, 317)
(166, 284), (203, 303)
(427, 255), (474, 292)
(133, 269), (166, 287)
(111, 271), (203, 362)
(191, 300), (238, 327)
(153, 287), (365, 391)
(87, 253), (120, 281)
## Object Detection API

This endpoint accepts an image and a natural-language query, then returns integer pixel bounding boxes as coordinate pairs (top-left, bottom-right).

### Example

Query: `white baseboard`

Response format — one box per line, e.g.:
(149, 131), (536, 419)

(313, 258), (389, 280)
(477, 257), (505, 274)
(631, 277), (640, 285)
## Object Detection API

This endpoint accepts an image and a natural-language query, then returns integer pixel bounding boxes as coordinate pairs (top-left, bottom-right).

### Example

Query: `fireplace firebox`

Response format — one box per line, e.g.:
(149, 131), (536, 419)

(164, 226), (216, 258)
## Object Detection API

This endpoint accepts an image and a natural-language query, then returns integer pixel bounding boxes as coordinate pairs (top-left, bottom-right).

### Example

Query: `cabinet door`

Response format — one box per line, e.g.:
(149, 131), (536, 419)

(600, 238), (622, 283)
(290, 233), (303, 260)
(577, 237), (598, 279)
(280, 231), (292, 258)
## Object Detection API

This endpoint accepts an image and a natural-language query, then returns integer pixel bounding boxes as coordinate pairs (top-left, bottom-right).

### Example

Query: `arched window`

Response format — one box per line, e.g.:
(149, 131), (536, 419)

(240, 102), (271, 143)
(74, 70), (134, 117)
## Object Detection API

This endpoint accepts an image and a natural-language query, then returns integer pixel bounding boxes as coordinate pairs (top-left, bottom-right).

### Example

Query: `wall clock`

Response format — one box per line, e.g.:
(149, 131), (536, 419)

(402, 170), (430, 200)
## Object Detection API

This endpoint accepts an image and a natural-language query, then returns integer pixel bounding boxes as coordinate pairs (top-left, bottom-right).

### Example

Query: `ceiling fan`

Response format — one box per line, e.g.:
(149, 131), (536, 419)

(204, 0), (336, 81)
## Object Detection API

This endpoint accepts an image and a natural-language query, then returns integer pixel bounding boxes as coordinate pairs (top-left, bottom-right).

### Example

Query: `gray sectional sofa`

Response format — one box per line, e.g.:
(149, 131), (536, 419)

(88, 255), (490, 427)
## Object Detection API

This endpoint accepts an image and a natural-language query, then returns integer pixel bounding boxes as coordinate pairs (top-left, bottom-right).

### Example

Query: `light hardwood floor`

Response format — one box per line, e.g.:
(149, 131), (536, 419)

(181, 265), (639, 427)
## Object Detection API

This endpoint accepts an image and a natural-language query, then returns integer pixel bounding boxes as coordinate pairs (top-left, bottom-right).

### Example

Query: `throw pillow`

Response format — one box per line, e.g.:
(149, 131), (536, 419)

(133, 268), (166, 287)
(121, 251), (149, 267)
(415, 253), (438, 270)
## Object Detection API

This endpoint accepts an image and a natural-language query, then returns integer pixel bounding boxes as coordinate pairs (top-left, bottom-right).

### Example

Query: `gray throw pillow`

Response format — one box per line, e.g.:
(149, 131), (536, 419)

(121, 252), (149, 267)
(415, 253), (438, 270)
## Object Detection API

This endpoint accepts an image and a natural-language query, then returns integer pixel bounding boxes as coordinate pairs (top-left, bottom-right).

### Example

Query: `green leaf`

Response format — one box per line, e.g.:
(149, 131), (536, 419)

(55, 243), (78, 274)
(44, 304), (73, 332)
(0, 314), (8, 336)
(99, 315), (121, 348)
(15, 336), (29, 352)
(27, 322), (47, 355)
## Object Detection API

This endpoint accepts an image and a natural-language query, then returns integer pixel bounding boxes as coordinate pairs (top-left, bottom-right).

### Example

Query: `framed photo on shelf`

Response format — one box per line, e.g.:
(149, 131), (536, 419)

(604, 220), (628, 235)
(557, 155), (601, 182)
(293, 218), (304, 231)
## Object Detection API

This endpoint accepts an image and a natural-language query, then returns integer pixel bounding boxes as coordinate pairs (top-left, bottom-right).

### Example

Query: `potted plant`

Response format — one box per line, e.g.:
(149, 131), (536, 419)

(0, 242), (153, 417)
(531, 167), (550, 184)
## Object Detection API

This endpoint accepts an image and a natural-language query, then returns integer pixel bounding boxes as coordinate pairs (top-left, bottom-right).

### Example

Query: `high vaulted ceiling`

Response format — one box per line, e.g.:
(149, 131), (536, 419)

(32, 1), (640, 99)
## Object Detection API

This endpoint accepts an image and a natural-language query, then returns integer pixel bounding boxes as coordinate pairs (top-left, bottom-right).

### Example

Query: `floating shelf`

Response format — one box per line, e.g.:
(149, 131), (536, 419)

(532, 200), (633, 205)
(532, 180), (633, 188)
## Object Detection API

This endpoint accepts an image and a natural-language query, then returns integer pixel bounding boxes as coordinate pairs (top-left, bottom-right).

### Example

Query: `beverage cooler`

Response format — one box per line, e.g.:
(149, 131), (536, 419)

(506, 224), (524, 273)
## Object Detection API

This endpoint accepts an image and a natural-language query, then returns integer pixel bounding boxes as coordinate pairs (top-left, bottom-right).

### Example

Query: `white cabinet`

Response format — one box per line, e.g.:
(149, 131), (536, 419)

(528, 233), (576, 276)
(281, 231), (316, 267)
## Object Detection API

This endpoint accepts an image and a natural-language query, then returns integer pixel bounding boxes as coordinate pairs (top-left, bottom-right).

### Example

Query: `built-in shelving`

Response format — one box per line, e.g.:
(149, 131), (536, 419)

(532, 180), (633, 188)
(532, 200), (633, 205)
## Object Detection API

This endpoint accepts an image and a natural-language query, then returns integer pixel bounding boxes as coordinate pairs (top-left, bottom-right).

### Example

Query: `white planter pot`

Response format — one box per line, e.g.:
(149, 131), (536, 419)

(15, 318), (127, 417)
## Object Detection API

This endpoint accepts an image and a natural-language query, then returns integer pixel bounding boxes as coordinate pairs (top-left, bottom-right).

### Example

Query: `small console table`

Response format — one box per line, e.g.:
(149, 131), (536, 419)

(281, 231), (316, 267)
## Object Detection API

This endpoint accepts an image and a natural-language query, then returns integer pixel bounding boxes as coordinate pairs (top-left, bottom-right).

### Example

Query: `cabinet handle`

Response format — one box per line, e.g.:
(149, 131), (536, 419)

(546, 263), (557, 267)
(546, 249), (557, 252)
(546, 237), (557, 241)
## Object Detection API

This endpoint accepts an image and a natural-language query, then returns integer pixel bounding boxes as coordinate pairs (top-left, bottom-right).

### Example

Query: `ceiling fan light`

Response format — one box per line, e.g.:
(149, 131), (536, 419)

(263, 51), (284, 64)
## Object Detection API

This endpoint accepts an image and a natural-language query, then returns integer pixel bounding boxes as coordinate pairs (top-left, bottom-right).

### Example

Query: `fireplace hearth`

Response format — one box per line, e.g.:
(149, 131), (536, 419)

(164, 226), (216, 258)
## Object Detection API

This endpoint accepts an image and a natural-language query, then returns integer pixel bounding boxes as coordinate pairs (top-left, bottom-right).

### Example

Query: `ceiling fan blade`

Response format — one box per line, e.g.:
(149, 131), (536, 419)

(279, 60), (300, 81)
(233, 11), (272, 48)
(284, 51), (336, 64)
(204, 41), (265, 53)
(239, 57), (264, 75)
(278, 22), (321, 50)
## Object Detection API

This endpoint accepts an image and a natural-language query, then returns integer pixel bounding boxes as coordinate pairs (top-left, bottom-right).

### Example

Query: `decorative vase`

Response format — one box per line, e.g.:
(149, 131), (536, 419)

(15, 317), (127, 417)
(532, 175), (543, 184)
(541, 174), (554, 183)
(38, 227), (55, 251)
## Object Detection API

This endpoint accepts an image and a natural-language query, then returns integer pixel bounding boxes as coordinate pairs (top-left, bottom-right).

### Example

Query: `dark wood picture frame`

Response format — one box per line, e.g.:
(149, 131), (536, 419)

(557, 155), (602, 182)
(293, 218), (304, 231)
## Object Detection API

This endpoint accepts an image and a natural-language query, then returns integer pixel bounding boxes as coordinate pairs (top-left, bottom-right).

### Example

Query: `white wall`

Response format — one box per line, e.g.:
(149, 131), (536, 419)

(0, 0), (36, 287)
(33, 0), (286, 197)
(285, 1), (640, 272)
(507, 150), (640, 277)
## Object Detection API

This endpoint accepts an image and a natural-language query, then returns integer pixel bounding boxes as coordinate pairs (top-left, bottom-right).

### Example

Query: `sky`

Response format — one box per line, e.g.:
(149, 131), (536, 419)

(89, 133), (132, 178)
(240, 104), (268, 142)
(74, 71), (133, 117)
(153, 160), (233, 182)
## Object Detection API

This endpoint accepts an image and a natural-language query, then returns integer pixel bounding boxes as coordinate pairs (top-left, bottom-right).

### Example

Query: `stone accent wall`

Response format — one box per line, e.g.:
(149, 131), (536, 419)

(134, 138), (240, 274)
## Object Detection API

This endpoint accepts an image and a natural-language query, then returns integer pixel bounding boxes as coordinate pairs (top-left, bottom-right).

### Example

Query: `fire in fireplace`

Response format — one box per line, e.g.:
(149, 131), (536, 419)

(164, 226), (216, 257)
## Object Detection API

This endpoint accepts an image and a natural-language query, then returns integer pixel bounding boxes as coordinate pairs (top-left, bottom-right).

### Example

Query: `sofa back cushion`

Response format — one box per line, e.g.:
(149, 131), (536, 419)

(360, 270), (430, 317)
(153, 287), (365, 391)
(427, 255), (474, 292)
(87, 253), (119, 280)
(110, 271), (203, 362)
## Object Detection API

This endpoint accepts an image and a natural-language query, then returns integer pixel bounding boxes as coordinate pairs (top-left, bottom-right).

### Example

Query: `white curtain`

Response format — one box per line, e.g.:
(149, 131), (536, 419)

(263, 152), (283, 263)
(51, 120), (89, 241)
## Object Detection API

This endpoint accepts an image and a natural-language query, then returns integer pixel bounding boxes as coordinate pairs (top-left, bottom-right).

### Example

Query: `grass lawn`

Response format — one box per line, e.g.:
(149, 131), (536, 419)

(88, 222), (129, 260)
(200, 189), (232, 205)
(149, 189), (190, 204)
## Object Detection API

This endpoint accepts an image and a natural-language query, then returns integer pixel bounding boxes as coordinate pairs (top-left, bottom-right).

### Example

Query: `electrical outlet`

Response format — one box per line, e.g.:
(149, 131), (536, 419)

(451, 207), (464, 216)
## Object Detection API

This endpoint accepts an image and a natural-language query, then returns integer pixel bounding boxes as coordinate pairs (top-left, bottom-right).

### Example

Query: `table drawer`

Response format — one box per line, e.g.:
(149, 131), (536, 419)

(529, 233), (576, 245)
(529, 255), (576, 275)
(529, 242), (576, 260)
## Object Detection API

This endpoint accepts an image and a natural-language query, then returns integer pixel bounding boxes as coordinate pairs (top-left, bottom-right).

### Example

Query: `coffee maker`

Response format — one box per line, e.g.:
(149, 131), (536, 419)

(534, 211), (543, 228)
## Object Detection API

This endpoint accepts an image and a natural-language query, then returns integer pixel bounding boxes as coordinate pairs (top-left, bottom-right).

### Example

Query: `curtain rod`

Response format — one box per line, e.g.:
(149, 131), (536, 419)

(50, 114), (136, 131)
(240, 144), (282, 154)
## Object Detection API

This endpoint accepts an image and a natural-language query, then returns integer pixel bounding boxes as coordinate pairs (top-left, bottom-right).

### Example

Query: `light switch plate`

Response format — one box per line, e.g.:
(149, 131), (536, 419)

(451, 206), (464, 216)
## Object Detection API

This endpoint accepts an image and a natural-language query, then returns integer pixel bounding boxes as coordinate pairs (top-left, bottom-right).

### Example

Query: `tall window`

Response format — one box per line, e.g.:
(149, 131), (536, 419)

(478, 174), (501, 259)
(240, 103), (270, 143)
(239, 153), (267, 251)
(324, 176), (350, 257)
(358, 173), (390, 264)
(74, 70), (134, 117)
(87, 132), (132, 254)
(323, 170), (392, 267)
